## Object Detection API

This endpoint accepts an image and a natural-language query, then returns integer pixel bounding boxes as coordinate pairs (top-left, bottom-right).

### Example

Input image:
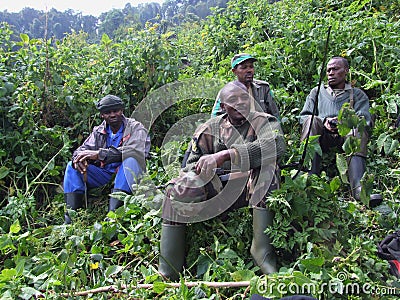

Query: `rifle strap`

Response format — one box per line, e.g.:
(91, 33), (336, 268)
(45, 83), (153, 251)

(349, 88), (354, 109)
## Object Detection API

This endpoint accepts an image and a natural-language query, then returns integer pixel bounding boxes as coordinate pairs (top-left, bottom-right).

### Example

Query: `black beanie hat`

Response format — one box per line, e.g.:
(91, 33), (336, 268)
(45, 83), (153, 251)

(96, 95), (124, 112)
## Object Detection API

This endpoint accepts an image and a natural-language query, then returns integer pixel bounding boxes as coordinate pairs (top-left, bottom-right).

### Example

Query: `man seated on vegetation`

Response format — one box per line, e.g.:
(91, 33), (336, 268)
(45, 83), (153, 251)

(159, 82), (285, 281)
(63, 95), (149, 224)
(299, 56), (381, 206)
(211, 53), (280, 119)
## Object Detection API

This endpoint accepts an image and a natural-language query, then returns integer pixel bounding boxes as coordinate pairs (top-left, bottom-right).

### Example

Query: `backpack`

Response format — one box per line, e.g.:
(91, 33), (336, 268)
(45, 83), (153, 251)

(377, 230), (400, 278)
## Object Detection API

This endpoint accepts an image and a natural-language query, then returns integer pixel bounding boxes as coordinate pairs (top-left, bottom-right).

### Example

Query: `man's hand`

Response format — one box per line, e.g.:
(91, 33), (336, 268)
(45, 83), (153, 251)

(324, 117), (339, 132)
(195, 150), (234, 176)
(73, 150), (100, 174)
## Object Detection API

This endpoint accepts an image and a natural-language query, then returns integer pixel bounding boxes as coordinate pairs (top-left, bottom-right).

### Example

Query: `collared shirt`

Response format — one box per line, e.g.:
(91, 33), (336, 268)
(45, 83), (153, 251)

(104, 124), (125, 171)
(248, 86), (255, 112)
(300, 83), (371, 126)
(325, 83), (352, 98)
(106, 124), (124, 148)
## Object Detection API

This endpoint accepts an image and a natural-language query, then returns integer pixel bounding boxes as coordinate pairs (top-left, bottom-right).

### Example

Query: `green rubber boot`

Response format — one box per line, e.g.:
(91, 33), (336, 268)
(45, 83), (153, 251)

(108, 189), (126, 212)
(158, 223), (186, 281)
(250, 207), (277, 274)
(348, 155), (382, 207)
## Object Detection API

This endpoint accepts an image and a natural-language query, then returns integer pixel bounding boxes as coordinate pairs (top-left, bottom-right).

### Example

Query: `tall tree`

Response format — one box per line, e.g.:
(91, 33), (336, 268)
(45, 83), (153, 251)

(98, 9), (125, 38)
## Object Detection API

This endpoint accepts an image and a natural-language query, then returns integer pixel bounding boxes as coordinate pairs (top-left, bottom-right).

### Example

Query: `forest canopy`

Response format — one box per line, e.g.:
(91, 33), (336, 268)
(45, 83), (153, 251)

(0, 0), (229, 42)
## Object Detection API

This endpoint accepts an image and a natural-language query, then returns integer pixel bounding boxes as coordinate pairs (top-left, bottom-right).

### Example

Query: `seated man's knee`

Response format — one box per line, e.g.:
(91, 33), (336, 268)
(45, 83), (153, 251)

(301, 116), (323, 141)
(122, 157), (142, 170)
(121, 157), (143, 179)
(64, 161), (76, 175)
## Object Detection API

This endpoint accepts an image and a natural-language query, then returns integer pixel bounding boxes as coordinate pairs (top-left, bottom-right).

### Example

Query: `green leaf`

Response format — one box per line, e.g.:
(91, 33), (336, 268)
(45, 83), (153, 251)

(330, 176), (341, 192)
(219, 248), (238, 259)
(292, 271), (314, 285)
(145, 274), (159, 284)
(152, 281), (167, 293)
(383, 136), (398, 155)
(196, 255), (211, 276)
(346, 202), (357, 213)
(90, 223), (103, 242)
(0, 236), (15, 252)
(363, 79), (387, 90)
(342, 136), (361, 155)
(360, 173), (374, 206)
(90, 253), (103, 262)
(336, 153), (348, 184)
(19, 287), (42, 300)
(383, 135), (393, 155)
(1, 290), (13, 300)
(388, 139), (399, 155)
(4, 82), (14, 93)
(0, 268), (17, 281)
(20, 33), (29, 44)
(0, 87), (7, 97)
(14, 156), (25, 164)
(300, 257), (325, 273)
(101, 33), (112, 45)
(15, 258), (25, 276)
(10, 220), (21, 234)
(0, 166), (9, 180)
(386, 97), (398, 114)
(231, 269), (255, 281)
(105, 265), (123, 277)
(376, 133), (387, 153)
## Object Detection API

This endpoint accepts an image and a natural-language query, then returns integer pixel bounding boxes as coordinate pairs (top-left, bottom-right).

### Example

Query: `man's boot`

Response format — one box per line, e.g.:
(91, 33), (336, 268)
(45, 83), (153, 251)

(159, 223), (186, 281)
(108, 189), (126, 212)
(309, 153), (321, 175)
(348, 155), (382, 207)
(64, 193), (84, 224)
(250, 207), (277, 274)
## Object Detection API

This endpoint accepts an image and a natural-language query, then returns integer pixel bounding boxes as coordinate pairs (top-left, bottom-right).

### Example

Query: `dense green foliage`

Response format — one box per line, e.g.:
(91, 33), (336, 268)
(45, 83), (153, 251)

(0, 0), (229, 42)
(1, 0), (400, 298)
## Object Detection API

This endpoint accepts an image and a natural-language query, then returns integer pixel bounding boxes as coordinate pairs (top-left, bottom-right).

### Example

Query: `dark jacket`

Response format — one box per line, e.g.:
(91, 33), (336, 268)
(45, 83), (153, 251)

(72, 115), (149, 170)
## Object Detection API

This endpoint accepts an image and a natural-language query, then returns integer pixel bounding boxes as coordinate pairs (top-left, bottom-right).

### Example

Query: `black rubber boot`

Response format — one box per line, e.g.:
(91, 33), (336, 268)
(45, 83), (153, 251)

(348, 155), (382, 207)
(250, 207), (277, 274)
(64, 193), (84, 224)
(348, 155), (366, 201)
(309, 153), (321, 175)
(159, 223), (186, 281)
(108, 189), (126, 212)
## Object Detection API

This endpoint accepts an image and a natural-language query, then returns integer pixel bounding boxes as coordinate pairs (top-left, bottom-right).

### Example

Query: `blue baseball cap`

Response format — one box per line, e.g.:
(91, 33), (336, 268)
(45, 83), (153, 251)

(231, 53), (257, 69)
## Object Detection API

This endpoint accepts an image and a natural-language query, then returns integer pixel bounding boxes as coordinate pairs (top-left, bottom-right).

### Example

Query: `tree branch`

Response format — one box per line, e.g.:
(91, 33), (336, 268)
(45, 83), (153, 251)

(59, 281), (251, 297)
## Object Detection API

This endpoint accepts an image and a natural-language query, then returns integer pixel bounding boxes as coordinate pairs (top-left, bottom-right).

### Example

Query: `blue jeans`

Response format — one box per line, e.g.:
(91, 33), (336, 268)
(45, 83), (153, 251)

(63, 157), (142, 194)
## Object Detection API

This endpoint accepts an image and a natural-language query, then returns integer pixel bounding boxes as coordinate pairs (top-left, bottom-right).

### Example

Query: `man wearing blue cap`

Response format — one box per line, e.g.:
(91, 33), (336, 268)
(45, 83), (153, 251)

(62, 95), (150, 224)
(211, 53), (280, 119)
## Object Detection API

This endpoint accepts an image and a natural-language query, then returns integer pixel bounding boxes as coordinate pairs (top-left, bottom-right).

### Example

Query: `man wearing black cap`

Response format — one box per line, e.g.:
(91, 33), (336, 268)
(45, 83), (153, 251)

(211, 53), (280, 119)
(63, 95), (150, 224)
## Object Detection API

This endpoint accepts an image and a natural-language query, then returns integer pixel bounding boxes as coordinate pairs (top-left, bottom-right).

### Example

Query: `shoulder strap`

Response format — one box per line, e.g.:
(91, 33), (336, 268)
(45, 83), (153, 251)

(349, 88), (354, 109)
(250, 83), (268, 113)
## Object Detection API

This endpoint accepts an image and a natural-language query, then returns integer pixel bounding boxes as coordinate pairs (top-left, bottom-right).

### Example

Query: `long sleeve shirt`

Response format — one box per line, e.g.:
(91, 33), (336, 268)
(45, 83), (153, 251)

(299, 83), (371, 126)
(185, 112), (285, 173)
(72, 115), (149, 171)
